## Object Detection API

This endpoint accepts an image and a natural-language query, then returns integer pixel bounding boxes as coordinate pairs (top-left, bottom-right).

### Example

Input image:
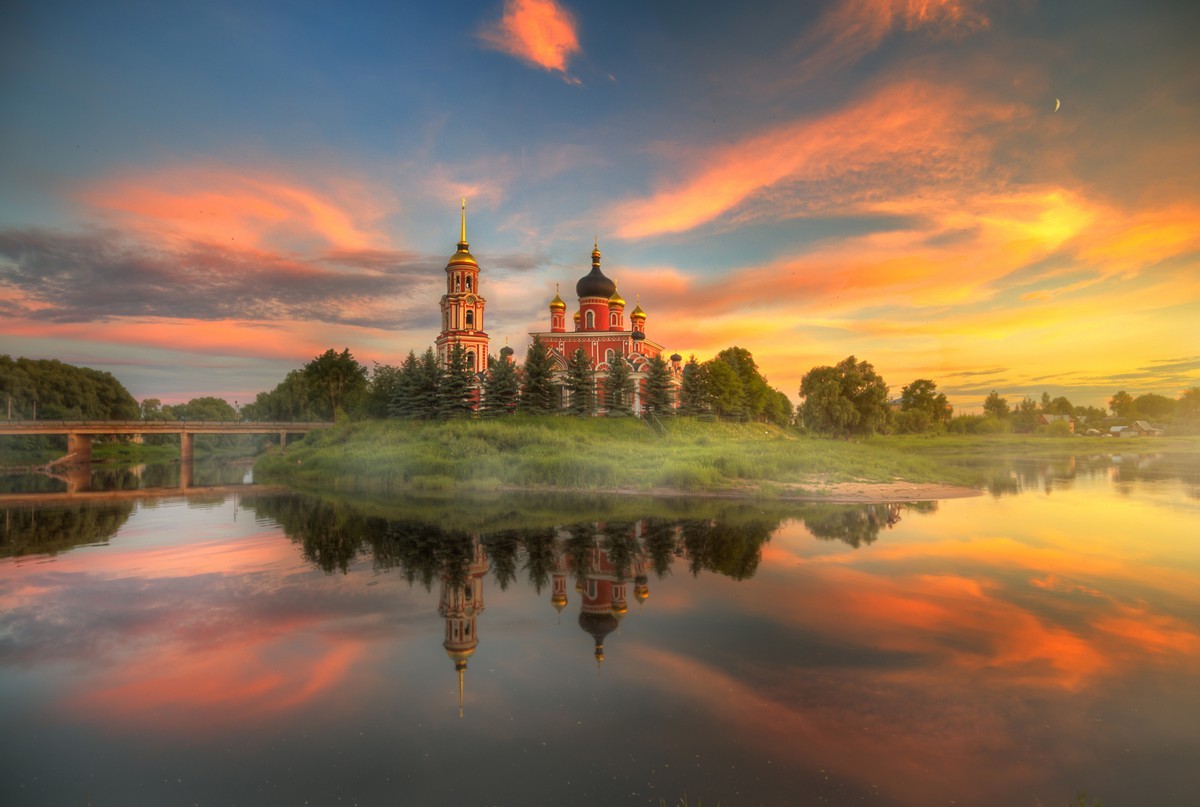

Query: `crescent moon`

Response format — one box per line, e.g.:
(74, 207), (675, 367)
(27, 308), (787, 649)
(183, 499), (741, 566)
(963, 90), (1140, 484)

(1054, 98), (1061, 112)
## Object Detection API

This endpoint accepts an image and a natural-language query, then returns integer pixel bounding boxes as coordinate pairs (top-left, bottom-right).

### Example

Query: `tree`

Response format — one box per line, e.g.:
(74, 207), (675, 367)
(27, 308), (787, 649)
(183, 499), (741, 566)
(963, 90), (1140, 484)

(705, 360), (743, 419)
(1133, 393), (1176, 422)
(679, 356), (709, 415)
(303, 348), (368, 420)
(1109, 390), (1136, 419)
(140, 398), (167, 421)
(1013, 396), (1039, 433)
(899, 379), (952, 426)
(0, 355), (138, 420)
(798, 356), (889, 438)
(1175, 387), (1200, 433)
(1046, 395), (1074, 416)
(564, 349), (595, 416)
(763, 389), (794, 427)
(520, 335), (558, 414)
(243, 369), (317, 421)
(481, 354), (520, 416)
(603, 354), (634, 415)
(438, 344), (476, 419)
(983, 390), (1010, 420)
(363, 362), (403, 419)
(164, 396), (237, 421)
(642, 355), (674, 415)
(712, 347), (769, 420)
(414, 348), (442, 419)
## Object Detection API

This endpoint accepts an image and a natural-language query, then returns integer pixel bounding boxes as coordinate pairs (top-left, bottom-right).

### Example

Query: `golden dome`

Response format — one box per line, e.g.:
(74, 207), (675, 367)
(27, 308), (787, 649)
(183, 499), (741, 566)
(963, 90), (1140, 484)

(549, 283), (566, 310)
(551, 592), (568, 613)
(448, 246), (478, 268)
(630, 300), (646, 319)
(634, 585), (649, 603)
(611, 601), (628, 617)
(608, 283), (625, 308)
(444, 646), (476, 664)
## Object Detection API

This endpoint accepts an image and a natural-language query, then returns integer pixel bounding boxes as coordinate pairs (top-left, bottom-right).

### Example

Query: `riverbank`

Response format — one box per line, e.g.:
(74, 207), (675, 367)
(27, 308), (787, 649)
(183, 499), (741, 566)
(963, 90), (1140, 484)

(254, 417), (1199, 500)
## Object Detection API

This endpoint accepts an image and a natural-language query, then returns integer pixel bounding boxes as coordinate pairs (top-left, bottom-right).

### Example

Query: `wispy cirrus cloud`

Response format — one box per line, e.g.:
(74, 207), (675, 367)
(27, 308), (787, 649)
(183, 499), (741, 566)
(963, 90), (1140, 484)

(477, 0), (582, 82)
(792, 0), (990, 80)
(610, 78), (1016, 239)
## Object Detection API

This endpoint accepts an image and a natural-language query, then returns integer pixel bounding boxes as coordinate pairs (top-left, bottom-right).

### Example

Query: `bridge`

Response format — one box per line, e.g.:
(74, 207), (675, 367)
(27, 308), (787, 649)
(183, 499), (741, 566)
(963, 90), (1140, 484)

(0, 420), (331, 463)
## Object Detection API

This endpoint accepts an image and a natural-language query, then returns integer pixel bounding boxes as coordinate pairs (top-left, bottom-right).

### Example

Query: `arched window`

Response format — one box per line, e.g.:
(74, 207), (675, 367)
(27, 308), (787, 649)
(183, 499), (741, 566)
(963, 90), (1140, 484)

(465, 310), (474, 328)
(466, 350), (475, 369)
(586, 310), (595, 329)
(610, 312), (618, 326)
(465, 276), (472, 292)
(605, 349), (615, 365)
(454, 275), (461, 292)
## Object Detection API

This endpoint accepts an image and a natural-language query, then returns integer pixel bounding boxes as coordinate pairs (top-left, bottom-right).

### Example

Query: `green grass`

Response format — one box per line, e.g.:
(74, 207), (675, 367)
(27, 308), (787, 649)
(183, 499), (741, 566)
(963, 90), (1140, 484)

(252, 415), (1007, 495)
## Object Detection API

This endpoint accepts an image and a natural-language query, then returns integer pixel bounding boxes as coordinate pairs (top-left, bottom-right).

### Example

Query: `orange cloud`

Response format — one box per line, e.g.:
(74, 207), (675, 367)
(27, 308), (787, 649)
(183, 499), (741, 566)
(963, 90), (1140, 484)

(792, 0), (990, 81)
(477, 0), (581, 78)
(610, 78), (1015, 238)
(79, 166), (388, 253)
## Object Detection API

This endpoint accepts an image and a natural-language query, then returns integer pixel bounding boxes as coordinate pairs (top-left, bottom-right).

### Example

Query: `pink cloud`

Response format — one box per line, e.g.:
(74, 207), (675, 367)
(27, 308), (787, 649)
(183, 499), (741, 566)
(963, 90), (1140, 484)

(609, 78), (1015, 239)
(477, 0), (582, 78)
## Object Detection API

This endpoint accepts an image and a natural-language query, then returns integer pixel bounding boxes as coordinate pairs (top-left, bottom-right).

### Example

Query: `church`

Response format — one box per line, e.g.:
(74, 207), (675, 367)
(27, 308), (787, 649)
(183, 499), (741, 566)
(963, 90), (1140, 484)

(436, 202), (682, 411)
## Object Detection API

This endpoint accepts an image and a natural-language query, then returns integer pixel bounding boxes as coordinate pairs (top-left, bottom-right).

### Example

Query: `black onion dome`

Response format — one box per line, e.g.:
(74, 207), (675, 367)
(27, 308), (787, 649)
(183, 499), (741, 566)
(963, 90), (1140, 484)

(670, 353), (682, 362)
(578, 610), (619, 645)
(500, 346), (514, 357)
(576, 264), (616, 299)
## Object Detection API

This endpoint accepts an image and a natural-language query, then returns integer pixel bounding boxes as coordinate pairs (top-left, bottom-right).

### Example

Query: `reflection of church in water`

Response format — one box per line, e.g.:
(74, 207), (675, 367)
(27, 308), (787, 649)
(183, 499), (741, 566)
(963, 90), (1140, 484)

(437, 521), (668, 717)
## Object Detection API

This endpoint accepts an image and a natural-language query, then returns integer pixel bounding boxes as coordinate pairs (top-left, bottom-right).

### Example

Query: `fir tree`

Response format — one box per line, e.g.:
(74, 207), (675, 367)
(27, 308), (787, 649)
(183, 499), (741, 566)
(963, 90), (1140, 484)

(604, 354), (634, 415)
(388, 351), (422, 419)
(564, 349), (595, 416)
(642, 354), (673, 414)
(680, 355), (709, 415)
(414, 348), (442, 419)
(520, 335), (558, 414)
(439, 344), (476, 418)
(482, 354), (520, 416)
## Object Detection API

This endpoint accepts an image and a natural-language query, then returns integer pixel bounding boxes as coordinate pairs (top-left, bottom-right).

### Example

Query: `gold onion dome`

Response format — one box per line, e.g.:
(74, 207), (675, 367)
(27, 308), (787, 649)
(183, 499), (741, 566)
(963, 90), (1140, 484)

(549, 284), (566, 310)
(444, 646), (476, 664)
(630, 300), (646, 318)
(608, 284), (625, 307)
(449, 198), (478, 267)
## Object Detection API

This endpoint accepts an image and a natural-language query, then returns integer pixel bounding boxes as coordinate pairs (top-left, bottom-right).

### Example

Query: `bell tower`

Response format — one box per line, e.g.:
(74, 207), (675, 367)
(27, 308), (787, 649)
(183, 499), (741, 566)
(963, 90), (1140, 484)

(436, 199), (489, 373)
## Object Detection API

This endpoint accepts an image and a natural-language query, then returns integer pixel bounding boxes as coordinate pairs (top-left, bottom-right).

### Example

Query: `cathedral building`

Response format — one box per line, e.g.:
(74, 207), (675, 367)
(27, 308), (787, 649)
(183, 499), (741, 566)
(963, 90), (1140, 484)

(433, 203), (682, 410)
(529, 242), (682, 411)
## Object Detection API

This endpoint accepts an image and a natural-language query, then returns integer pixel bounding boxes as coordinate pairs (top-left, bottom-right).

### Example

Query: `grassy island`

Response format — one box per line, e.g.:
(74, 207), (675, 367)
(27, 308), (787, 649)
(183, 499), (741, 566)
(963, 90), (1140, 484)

(253, 417), (1200, 498)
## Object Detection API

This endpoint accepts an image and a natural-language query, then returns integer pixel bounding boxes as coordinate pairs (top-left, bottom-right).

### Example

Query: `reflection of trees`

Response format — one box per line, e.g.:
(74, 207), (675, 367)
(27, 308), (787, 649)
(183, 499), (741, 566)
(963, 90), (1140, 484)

(1, 503), (134, 558)
(247, 494), (784, 587)
(679, 518), (774, 580)
(802, 503), (906, 549)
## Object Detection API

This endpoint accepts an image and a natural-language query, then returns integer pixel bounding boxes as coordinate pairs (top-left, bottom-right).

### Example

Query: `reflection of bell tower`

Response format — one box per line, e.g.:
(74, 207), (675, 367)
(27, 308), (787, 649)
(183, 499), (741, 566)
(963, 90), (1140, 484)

(551, 543), (570, 618)
(436, 199), (489, 374)
(438, 536), (489, 718)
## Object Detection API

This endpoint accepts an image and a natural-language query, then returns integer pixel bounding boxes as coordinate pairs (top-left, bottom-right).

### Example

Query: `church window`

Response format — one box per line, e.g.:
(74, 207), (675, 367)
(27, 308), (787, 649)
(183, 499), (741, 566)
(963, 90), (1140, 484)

(465, 276), (472, 292)
(586, 310), (595, 329)
(610, 312), (618, 327)
(605, 349), (615, 365)
(465, 310), (474, 328)
(455, 275), (461, 292)
(466, 350), (475, 369)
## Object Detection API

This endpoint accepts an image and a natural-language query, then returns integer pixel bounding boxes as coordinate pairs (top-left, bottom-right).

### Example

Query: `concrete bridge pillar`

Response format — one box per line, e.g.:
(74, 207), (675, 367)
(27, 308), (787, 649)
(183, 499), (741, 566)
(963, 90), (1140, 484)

(67, 432), (92, 463)
(66, 463), (92, 494)
(280, 431), (287, 453)
(179, 457), (193, 490)
(180, 432), (194, 461)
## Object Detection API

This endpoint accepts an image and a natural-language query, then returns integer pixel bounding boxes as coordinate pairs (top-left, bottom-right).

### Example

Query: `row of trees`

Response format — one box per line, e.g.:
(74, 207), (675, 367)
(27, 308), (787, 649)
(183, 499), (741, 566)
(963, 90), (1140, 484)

(794, 353), (1200, 438)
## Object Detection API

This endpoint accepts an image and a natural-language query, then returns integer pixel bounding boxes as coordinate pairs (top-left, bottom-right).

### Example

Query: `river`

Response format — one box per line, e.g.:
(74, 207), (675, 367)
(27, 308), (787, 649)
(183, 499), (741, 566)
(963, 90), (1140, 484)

(1, 452), (1197, 806)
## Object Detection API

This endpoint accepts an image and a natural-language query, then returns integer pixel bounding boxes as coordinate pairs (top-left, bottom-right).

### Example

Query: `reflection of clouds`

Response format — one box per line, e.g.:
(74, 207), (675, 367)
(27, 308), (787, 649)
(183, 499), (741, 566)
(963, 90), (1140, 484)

(0, 527), (428, 733)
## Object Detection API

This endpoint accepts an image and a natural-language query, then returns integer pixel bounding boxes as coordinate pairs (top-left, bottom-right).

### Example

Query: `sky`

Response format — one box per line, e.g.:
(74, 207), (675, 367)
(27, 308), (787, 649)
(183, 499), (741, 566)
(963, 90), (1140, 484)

(1, 0), (1198, 409)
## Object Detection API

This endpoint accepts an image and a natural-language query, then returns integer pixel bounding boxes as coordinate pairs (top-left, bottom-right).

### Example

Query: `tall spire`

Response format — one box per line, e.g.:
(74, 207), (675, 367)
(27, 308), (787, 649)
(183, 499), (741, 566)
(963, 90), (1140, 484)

(459, 198), (468, 248)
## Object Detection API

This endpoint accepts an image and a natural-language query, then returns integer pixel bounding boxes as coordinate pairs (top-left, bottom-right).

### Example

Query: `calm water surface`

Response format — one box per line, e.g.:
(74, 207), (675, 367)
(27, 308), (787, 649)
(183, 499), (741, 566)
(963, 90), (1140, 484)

(1, 453), (1197, 806)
